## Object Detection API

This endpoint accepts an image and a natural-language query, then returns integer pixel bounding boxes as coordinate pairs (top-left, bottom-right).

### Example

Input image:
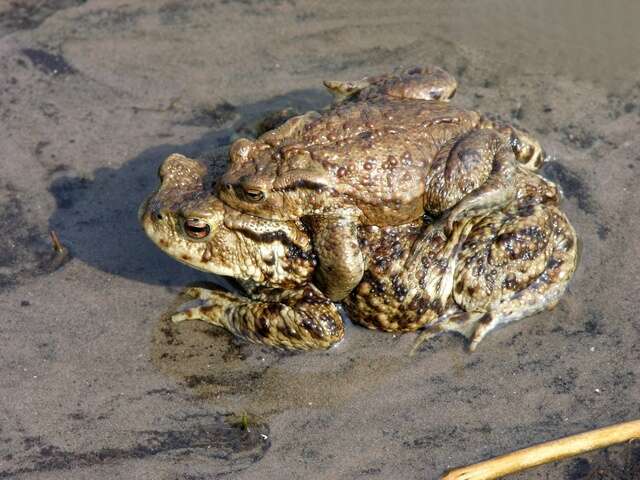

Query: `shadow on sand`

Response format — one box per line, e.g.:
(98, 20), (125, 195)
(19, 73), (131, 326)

(47, 88), (331, 288)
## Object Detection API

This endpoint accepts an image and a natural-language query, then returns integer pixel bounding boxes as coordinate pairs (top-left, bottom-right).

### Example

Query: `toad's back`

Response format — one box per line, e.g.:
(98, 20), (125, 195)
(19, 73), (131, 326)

(219, 65), (542, 229)
(273, 97), (482, 223)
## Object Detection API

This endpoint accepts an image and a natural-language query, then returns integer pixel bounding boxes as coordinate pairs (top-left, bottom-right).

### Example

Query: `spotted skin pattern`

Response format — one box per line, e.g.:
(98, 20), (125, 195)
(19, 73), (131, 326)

(140, 154), (577, 351)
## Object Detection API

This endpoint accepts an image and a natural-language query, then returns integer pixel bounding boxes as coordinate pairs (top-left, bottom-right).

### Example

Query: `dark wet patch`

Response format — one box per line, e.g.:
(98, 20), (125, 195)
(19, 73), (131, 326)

(566, 457), (592, 479)
(220, 0), (296, 14)
(156, 1), (217, 25)
(583, 310), (605, 336)
(455, 62), (468, 79)
(542, 161), (596, 214)
(560, 124), (599, 149)
(596, 222), (611, 240)
(610, 371), (636, 391)
(181, 102), (238, 128)
(545, 368), (577, 394)
(0, 0), (86, 36)
(184, 371), (263, 391)
(21, 48), (75, 76)
(402, 423), (489, 451)
(295, 11), (317, 22)
(563, 442), (640, 480)
(34, 140), (50, 156)
(479, 78), (496, 90)
(0, 183), (69, 291)
(0, 414), (269, 478)
(510, 104), (524, 121)
(607, 84), (640, 119)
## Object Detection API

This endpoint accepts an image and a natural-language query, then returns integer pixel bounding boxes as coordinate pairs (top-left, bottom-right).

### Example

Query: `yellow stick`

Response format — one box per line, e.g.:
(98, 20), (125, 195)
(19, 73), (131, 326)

(441, 419), (640, 480)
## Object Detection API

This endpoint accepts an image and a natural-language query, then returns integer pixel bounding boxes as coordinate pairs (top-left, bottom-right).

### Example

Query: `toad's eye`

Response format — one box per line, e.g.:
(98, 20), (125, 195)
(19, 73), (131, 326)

(183, 218), (211, 239)
(243, 187), (265, 203)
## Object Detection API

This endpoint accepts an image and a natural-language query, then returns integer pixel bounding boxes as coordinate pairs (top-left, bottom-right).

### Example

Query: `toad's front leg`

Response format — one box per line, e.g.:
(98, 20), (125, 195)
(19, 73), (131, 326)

(172, 285), (344, 350)
(309, 210), (364, 302)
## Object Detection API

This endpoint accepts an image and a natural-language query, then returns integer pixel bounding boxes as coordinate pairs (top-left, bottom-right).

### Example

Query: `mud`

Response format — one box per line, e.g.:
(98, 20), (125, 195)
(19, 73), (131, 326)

(1, 1), (639, 479)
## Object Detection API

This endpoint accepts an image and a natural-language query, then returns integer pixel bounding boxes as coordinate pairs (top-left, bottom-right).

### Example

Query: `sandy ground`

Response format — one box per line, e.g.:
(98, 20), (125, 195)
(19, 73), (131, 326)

(1, 1), (639, 479)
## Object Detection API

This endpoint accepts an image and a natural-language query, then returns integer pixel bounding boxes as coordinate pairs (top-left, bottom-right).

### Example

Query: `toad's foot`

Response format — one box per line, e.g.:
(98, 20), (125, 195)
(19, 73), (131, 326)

(410, 310), (485, 355)
(411, 310), (516, 354)
(172, 285), (344, 350)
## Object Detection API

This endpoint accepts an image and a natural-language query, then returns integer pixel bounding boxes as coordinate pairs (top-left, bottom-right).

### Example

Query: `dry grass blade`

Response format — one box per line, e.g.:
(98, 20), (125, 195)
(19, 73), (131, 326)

(441, 419), (640, 480)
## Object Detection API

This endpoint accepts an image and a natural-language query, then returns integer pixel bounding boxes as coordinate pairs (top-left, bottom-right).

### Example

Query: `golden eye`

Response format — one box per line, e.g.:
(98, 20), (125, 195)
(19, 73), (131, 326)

(183, 218), (211, 239)
(243, 188), (265, 202)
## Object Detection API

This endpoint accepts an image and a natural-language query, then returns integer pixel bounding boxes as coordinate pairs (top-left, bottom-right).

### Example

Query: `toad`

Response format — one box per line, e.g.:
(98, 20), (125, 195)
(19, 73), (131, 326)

(217, 66), (547, 300)
(139, 154), (577, 351)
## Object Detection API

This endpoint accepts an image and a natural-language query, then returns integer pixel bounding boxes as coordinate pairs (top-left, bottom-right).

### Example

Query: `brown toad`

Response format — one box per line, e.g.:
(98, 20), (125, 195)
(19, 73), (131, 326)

(139, 154), (577, 351)
(217, 66), (546, 300)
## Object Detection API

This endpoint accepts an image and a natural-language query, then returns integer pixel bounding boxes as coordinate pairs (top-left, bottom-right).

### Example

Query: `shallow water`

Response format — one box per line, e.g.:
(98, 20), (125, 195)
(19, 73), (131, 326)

(1, 1), (639, 479)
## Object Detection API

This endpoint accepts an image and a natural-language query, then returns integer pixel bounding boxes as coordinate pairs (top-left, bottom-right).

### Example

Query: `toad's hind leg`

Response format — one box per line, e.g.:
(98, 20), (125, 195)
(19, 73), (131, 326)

(172, 285), (344, 350)
(479, 116), (546, 170)
(461, 205), (578, 346)
(424, 129), (518, 231)
(324, 65), (458, 102)
(414, 204), (578, 351)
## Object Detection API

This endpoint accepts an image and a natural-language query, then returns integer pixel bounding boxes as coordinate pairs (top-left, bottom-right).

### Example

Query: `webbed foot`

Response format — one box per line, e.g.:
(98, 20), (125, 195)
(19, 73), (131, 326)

(410, 310), (486, 355)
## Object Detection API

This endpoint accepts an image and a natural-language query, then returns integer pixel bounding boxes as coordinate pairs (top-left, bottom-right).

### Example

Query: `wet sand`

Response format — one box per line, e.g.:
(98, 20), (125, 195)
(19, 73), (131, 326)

(1, 1), (639, 478)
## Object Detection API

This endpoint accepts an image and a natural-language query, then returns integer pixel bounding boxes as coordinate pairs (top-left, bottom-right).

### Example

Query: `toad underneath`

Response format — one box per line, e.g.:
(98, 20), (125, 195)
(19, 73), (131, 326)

(139, 154), (577, 351)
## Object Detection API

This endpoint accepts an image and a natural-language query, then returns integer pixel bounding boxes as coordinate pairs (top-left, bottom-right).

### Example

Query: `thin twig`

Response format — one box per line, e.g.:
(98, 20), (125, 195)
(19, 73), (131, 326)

(48, 230), (69, 270)
(441, 419), (640, 480)
(49, 230), (65, 253)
